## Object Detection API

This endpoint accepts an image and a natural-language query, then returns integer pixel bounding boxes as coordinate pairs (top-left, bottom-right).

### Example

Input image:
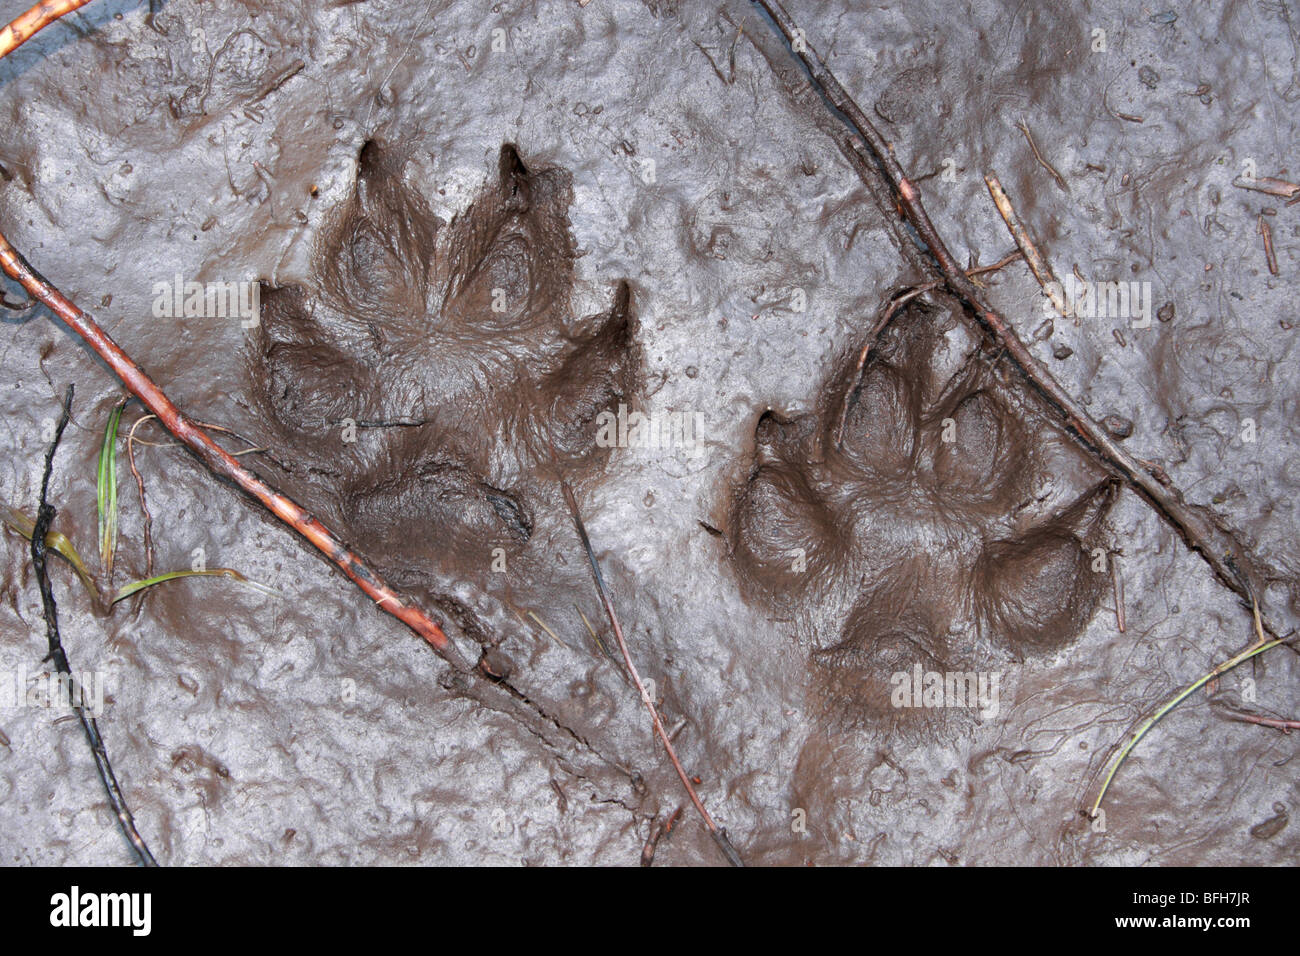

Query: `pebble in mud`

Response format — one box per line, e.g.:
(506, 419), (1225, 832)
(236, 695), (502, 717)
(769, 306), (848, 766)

(1138, 66), (1159, 89)
(1053, 344), (1073, 359)
(1157, 301), (1174, 322)
(1102, 415), (1134, 439)
(1249, 804), (1288, 840)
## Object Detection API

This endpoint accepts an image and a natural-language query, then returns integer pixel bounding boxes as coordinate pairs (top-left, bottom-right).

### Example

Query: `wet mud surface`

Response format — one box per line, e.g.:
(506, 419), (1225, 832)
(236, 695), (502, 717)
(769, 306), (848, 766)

(0, 0), (1296, 865)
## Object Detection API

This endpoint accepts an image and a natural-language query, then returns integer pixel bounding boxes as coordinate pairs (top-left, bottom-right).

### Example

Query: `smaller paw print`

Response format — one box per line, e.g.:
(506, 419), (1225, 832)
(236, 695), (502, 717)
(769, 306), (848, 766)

(727, 303), (1117, 733)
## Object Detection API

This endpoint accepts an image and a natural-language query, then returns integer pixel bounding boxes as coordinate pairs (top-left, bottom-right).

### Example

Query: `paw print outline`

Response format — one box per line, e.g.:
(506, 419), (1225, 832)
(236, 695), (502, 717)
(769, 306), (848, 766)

(247, 139), (640, 570)
(727, 301), (1117, 732)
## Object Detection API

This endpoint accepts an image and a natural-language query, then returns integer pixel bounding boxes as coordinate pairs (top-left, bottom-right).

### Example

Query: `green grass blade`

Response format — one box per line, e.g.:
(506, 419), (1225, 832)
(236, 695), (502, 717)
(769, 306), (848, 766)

(4, 505), (99, 600)
(97, 399), (126, 576)
(1091, 636), (1283, 817)
(111, 567), (279, 605)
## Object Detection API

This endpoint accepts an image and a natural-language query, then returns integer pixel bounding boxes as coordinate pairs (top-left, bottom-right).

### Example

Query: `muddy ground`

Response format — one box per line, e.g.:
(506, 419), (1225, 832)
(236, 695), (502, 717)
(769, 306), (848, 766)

(0, 0), (1296, 866)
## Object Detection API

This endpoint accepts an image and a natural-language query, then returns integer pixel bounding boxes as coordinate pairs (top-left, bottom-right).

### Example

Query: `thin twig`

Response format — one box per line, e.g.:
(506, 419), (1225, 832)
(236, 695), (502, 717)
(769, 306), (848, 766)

(1214, 705), (1300, 732)
(525, 609), (570, 650)
(752, 0), (1294, 638)
(834, 251), (1023, 446)
(1111, 552), (1126, 634)
(0, 0), (93, 58)
(558, 479), (744, 867)
(1, 287), (35, 313)
(1015, 120), (1068, 192)
(1101, 71), (1143, 124)
(1258, 215), (1279, 276)
(575, 604), (618, 664)
(125, 412), (155, 576)
(32, 385), (157, 866)
(753, 0), (972, 285)
(984, 174), (1068, 318)
(194, 420), (268, 455)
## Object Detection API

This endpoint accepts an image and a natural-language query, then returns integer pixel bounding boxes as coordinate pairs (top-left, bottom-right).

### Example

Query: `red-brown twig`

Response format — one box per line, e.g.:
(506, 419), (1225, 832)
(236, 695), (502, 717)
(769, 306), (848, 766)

(0, 234), (471, 672)
(754, 0), (1294, 638)
(1258, 215), (1280, 277)
(1214, 704), (1300, 732)
(0, 0), (93, 59)
(559, 479), (744, 866)
(0, 0), (471, 671)
(1226, 711), (1300, 732)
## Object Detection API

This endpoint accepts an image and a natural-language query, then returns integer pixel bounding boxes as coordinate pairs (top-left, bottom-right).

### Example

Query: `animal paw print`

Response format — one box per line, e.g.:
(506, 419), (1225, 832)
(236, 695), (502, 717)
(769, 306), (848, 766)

(727, 302), (1116, 733)
(248, 140), (638, 575)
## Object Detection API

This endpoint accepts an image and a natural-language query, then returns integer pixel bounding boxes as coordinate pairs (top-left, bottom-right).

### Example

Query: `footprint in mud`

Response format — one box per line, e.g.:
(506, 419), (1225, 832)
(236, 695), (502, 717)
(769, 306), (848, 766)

(247, 140), (639, 593)
(726, 300), (1117, 736)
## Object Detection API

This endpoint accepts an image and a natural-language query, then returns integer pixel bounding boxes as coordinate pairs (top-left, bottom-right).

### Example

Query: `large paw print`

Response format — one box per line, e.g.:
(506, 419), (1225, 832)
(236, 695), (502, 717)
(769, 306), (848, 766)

(247, 140), (638, 575)
(727, 302), (1116, 734)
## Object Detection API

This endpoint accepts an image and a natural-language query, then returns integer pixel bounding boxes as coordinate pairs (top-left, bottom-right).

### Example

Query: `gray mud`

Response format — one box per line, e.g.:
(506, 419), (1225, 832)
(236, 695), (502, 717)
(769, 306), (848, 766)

(0, 0), (1296, 865)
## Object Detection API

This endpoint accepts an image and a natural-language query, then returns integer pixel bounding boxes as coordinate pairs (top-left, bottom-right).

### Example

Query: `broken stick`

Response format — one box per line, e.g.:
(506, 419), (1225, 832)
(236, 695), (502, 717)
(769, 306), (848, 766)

(984, 174), (1068, 318)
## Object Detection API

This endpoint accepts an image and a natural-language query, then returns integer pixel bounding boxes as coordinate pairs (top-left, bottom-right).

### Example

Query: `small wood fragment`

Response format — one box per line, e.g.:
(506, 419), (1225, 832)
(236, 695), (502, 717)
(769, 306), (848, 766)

(986, 174), (1068, 318)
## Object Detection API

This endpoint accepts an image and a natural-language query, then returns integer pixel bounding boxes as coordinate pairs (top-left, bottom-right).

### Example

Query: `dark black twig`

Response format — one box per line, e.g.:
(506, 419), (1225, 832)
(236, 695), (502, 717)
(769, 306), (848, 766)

(32, 385), (158, 866)
(1, 287), (36, 314)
